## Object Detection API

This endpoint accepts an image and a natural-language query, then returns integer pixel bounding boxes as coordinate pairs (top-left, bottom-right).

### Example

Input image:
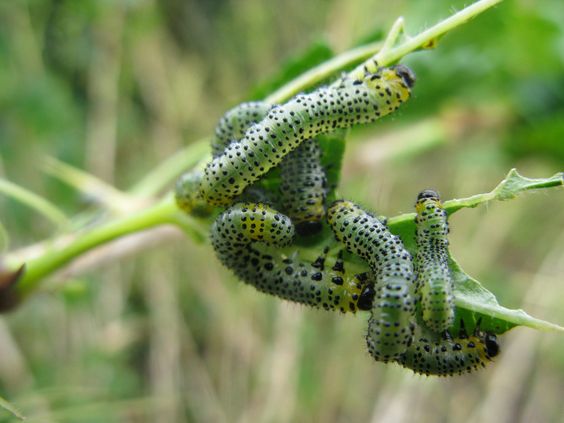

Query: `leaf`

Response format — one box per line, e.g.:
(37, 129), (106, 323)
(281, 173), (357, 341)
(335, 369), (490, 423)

(248, 40), (335, 101)
(383, 169), (564, 335)
(449, 258), (563, 334)
(386, 169), (564, 251)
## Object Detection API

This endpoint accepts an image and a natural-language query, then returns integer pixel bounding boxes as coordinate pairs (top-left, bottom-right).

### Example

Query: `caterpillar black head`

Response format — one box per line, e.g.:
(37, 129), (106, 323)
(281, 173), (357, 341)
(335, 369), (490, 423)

(392, 64), (416, 89)
(484, 333), (500, 358)
(416, 189), (440, 202)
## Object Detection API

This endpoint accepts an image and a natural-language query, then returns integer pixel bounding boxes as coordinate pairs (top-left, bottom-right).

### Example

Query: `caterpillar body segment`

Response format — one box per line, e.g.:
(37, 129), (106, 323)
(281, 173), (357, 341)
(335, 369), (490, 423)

(201, 65), (415, 206)
(279, 138), (327, 235)
(175, 170), (214, 217)
(397, 322), (500, 376)
(327, 200), (416, 361)
(211, 203), (375, 313)
(414, 190), (455, 333)
(211, 102), (272, 158)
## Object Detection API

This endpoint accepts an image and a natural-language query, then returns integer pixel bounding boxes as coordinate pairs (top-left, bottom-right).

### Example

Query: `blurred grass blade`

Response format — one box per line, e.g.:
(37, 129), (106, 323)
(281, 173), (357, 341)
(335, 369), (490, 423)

(0, 178), (69, 228)
(0, 220), (9, 252)
(43, 157), (135, 213)
(0, 394), (25, 420)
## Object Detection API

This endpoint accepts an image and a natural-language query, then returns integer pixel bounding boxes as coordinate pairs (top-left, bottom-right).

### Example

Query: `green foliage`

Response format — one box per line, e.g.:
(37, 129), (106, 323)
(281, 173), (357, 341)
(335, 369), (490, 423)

(0, 0), (563, 421)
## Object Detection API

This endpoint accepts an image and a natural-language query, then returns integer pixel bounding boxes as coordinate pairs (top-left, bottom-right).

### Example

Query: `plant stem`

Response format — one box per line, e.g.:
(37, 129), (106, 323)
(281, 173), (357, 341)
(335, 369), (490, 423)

(348, 0), (503, 78)
(16, 197), (181, 297)
(7, 0), (508, 300)
(130, 0), (505, 199)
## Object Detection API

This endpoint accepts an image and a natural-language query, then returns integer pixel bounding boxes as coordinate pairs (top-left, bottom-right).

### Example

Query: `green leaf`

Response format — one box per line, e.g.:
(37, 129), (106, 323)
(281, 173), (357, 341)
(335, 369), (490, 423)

(384, 169), (564, 335)
(449, 258), (563, 334)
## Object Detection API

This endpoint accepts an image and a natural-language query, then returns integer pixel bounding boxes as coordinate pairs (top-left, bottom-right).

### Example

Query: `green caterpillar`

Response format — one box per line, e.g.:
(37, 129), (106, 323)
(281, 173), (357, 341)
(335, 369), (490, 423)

(175, 170), (214, 217)
(198, 101), (329, 234)
(211, 200), (500, 376)
(279, 138), (327, 235)
(397, 321), (499, 376)
(200, 65), (415, 206)
(414, 190), (455, 333)
(211, 102), (272, 158)
(211, 202), (376, 313)
(326, 200), (416, 361)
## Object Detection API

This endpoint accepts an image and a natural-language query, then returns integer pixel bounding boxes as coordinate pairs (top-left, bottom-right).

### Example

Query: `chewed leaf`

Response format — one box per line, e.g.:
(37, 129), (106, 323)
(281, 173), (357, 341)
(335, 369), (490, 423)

(445, 168), (563, 212)
(449, 258), (563, 335)
(387, 168), (564, 249)
(381, 169), (564, 335)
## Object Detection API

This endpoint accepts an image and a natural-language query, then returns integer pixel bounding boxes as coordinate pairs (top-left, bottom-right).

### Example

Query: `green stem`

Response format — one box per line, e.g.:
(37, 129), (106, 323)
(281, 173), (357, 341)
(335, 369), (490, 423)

(383, 0), (503, 64)
(129, 0), (505, 199)
(130, 139), (210, 197)
(6, 0), (509, 301)
(349, 0), (503, 79)
(264, 41), (383, 104)
(17, 198), (181, 297)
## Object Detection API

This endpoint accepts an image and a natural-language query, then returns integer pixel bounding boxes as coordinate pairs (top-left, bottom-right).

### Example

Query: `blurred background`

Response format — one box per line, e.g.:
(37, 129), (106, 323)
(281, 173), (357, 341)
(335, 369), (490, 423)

(1, 0), (564, 422)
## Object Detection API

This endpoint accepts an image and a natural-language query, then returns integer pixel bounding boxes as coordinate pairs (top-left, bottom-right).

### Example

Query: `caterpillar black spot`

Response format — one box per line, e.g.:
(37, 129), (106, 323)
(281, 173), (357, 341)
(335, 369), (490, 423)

(207, 101), (328, 234)
(414, 190), (455, 332)
(326, 200), (416, 361)
(397, 321), (500, 376)
(200, 65), (415, 206)
(211, 202), (375, 313)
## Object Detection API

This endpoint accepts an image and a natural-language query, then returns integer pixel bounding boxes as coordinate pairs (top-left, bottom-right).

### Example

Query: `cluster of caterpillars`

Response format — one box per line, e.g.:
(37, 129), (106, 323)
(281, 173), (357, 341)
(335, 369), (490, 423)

(175, 64), (500, 376)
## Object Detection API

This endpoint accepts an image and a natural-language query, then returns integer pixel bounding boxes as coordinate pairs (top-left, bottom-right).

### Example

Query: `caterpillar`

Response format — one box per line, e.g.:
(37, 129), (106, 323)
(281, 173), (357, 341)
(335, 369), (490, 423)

(211, 102), (272, 158)
(210, 202), (376, 313)
(175, 170), (214, 217)
(279, 138), (327, 235)
(200, 65), (415, 206)
(397, 321), (500, 376)
(414, 190), (455, 333)
(208, 101), (328, 234)
(326, 200), (416, 361)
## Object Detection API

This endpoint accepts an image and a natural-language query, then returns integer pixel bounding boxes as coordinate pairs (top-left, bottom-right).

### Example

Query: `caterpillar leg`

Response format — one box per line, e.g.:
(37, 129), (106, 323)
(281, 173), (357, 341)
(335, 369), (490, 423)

(397, 321), (500, 376)
(414, 190), (455, 333)
(211, 202), (374, 313)
(327, 200), (416, 361)
(279, 138), (327, 236)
